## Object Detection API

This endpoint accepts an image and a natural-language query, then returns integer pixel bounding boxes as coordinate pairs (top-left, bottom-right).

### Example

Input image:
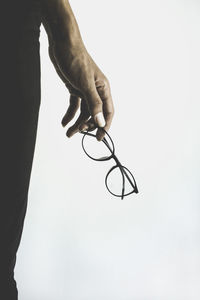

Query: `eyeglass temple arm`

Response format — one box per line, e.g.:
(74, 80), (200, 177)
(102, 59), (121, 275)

(102, 137), (113, 153)
(113, 155), (138, 193)
(102, 134), (138, 194)
(120, 169), (125, 200)
(103, 137), (138, 193)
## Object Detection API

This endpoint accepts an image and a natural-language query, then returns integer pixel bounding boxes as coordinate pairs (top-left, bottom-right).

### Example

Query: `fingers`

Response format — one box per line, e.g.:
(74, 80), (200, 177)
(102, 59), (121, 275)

(66, 100), (90, 137)
(79, 79), (114, 141)
(95, 79), (114, 141)
(84, 84), (106, 129)
(61, 95), (80, 127)
(62, 77), (114, 141)
(66, 114), (89, 137)
(78, 117), (96, 132)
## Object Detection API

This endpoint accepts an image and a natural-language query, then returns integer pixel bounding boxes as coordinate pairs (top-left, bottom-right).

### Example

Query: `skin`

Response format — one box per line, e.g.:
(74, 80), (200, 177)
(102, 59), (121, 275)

(40, 0), (114, 141)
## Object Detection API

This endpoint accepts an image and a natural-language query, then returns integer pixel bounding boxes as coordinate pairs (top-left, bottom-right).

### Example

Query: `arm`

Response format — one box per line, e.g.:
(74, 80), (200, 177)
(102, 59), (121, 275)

(40, 0), (114, 141)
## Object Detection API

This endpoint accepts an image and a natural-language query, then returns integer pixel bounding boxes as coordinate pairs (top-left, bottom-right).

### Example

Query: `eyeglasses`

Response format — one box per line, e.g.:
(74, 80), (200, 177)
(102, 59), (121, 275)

(79, 128), (139, 200)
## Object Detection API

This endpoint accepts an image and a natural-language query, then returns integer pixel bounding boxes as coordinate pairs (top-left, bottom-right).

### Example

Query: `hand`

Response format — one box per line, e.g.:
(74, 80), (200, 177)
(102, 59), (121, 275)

(41, 0), (114, 141)
(49, 43), (114, 141)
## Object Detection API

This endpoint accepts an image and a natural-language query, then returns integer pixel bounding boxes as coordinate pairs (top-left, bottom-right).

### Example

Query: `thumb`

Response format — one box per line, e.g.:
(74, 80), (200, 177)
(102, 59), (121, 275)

(85, 87), (106, 128)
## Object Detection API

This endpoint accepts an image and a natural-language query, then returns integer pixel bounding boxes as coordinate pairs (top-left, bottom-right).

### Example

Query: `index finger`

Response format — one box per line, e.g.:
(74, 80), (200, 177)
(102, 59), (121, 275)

(96, 80), (114, 140)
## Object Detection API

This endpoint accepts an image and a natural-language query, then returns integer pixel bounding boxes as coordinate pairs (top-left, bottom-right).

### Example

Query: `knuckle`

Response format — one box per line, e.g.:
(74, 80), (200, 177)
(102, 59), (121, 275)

(99, 78), (109, 90)
(102, 74), (109, 84)
(102, 78), (108, 87)
(96, 76), (109, 89)
(96, 79), (111, 101)
(104, 77), (111, 90)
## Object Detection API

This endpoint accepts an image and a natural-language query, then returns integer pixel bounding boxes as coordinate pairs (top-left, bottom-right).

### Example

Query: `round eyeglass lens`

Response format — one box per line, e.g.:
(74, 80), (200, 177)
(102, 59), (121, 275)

(105, 165), (136, 197)
(82, 129), (114, 161)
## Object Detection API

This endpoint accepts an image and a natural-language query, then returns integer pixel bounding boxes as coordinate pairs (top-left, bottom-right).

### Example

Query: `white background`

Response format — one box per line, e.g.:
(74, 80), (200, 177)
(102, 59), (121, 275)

(16, 1), (200, 299)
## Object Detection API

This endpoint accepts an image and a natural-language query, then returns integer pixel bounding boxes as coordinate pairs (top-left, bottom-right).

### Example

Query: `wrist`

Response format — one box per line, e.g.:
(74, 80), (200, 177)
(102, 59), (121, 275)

(42, 0), (83, 47)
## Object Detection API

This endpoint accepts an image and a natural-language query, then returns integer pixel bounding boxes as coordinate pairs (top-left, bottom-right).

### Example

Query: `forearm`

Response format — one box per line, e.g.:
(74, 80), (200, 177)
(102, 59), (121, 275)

(41, 0), (84, 48)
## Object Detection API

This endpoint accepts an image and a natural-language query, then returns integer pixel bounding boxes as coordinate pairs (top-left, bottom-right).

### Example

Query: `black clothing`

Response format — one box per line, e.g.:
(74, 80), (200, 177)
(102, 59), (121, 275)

(0, 1), (42, 298)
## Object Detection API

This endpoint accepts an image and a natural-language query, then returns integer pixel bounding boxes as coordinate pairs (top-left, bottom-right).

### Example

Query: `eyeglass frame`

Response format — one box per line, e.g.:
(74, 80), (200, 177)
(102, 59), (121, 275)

(79, 128), (139, 200)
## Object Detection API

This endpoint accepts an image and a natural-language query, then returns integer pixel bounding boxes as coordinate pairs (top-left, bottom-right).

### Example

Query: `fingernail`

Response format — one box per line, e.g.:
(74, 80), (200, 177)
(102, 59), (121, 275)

(94, 112), (106, 127)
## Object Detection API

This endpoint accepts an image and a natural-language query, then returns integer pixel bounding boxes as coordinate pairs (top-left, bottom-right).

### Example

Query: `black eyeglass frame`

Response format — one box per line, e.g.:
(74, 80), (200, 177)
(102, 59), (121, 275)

(80, 128), (139, 200)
